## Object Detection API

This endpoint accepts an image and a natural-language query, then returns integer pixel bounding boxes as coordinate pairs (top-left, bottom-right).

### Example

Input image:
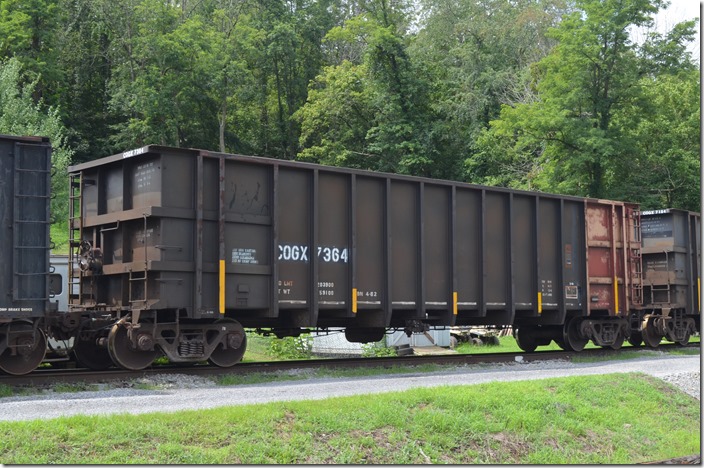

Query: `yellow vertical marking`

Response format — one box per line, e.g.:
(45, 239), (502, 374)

(537, 292), (542, 314)
(219, 260), (225, 314)
(352, 288), (357, 314)
(698, 278), (701, 312)
(453, 292), (458, 315)
(613, 276), (619, 314)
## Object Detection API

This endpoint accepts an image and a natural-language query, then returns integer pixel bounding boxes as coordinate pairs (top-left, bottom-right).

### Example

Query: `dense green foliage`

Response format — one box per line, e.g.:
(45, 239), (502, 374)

(475, 0), (699, 208)
(0, 0), (699, 225)
(0, 57), (72, 238)
(0, 373), (699, 463)
(268, 334), (314, 360)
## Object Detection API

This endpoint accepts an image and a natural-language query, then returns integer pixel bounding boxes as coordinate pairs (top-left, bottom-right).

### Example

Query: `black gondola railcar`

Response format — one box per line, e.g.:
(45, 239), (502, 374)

(636, 209), (701, 346)
(66, 145), (645, 369)
(0, 135), (53, 375)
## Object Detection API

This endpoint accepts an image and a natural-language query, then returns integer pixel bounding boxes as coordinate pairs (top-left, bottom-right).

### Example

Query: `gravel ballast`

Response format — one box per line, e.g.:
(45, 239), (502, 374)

(0, 354), (699, 422)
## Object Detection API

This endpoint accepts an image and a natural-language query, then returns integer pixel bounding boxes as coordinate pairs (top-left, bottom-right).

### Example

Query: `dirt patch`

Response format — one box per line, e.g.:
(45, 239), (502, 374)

(360, 427), (406, 462)
(576, 429), (613, 456)
(436, 433), (533, 464)
(352, 427), (396, 449)
(491, 432), (533, 461)
(307, 426), (408, 463)
(274, 410), (296, 439)
(437, 440), (486, 464)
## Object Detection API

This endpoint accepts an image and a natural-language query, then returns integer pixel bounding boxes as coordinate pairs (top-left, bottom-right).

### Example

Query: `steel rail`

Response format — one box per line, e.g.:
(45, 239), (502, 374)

(1, 343), (698, 387)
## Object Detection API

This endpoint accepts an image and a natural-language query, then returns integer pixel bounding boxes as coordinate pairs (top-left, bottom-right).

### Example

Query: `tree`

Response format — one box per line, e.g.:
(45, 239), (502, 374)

(296, 3), (446, 177)
(206, 0), (255, 153)
(475, 0), (698, 203)
(0, 58), (73, 248)
(613, 70), (700, 211)
(247, 0), (343, 159)
(295, 60), (375, 168)
(412, 0), (568, 154)
(0, 0), (60, 101)
(53, 0), (115, 163)
(108, 0), (218, 149)
(639, 18), (698, 76)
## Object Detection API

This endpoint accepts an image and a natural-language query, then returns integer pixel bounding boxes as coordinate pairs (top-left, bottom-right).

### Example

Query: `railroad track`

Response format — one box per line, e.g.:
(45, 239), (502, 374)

(1, 342), (698, 387)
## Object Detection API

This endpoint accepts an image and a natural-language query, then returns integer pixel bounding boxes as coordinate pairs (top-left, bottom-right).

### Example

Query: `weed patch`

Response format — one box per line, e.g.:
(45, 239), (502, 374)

(52, 382), (99, 393)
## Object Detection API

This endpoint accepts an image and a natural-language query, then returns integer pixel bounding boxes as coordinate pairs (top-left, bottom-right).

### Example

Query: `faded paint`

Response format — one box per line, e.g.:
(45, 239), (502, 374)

(586, 206), (609, 241)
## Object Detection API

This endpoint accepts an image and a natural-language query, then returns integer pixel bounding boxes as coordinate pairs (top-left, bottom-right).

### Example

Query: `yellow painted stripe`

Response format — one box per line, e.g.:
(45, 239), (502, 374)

(453, 292), (458, 315)
(537, 292), (542, 314)
(698, 278), (701, 312)
(219, 260), (225, 314)
(613, 276), (619, 314)
(352, 288), (357, 314)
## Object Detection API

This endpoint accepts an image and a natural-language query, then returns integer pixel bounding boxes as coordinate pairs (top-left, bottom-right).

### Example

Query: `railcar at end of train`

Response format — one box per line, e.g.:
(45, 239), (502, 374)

(636, 209), (700, 347)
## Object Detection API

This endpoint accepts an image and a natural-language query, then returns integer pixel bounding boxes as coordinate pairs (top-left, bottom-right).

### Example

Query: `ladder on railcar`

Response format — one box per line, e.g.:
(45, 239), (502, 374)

(628, 209), (644, 306)
(12, 147), (51, 301)
(68, 172), (85, 305)
(128, 214), (150, 308)
(128, 270), (148, 306)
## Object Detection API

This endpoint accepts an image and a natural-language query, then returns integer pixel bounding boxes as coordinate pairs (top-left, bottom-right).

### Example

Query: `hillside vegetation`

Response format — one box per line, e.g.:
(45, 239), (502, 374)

(0, 0), (699, 250)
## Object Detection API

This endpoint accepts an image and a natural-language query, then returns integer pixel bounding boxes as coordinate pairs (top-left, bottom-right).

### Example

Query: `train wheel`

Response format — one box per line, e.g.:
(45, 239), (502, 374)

(563, 318), (588, 352)
(107, 323), (159, 371)
(449, 336), (458, 349)
(208, 319), (247, 368)
(627, 331), (643, 347)
(73, 335), (113, 370)
(0, 323), (47, 375)
(642, 319), (661, 348)
(486, 336), (500, 346)
(609, 331), (624, 350)
(677, 329), (691, 347)
(514, 327), (537, 352)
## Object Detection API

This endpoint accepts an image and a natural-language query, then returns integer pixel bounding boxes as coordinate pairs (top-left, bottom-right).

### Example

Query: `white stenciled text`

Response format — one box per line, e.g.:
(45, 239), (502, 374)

(278, 244), (348, 263)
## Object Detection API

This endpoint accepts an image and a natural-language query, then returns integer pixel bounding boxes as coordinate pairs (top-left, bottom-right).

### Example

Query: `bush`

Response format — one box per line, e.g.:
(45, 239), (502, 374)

(361, 341), (397, 357)
(269, 335), (313, 360)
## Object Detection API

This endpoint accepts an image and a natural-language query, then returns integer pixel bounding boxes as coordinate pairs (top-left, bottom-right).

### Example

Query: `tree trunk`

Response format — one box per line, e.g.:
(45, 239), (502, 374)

(219, 98), (227, 153)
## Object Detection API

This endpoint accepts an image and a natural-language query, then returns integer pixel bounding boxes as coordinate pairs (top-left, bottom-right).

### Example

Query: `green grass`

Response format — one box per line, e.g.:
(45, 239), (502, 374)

(455, 335), (537, 353)
(215, 364), (453, 386)
(572, 347), (701, 363)
(216, 363), (455, 386)
(315, 362), (449, 378)
(0, 373), (698, 464)
(455, 334), (700, 355)
(216, 371), (311, 386)
(455, 334), (601, 354)
(241, 332), (281, 362)
(50, 224), (70, 255)
(52, 382), (99, 394)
